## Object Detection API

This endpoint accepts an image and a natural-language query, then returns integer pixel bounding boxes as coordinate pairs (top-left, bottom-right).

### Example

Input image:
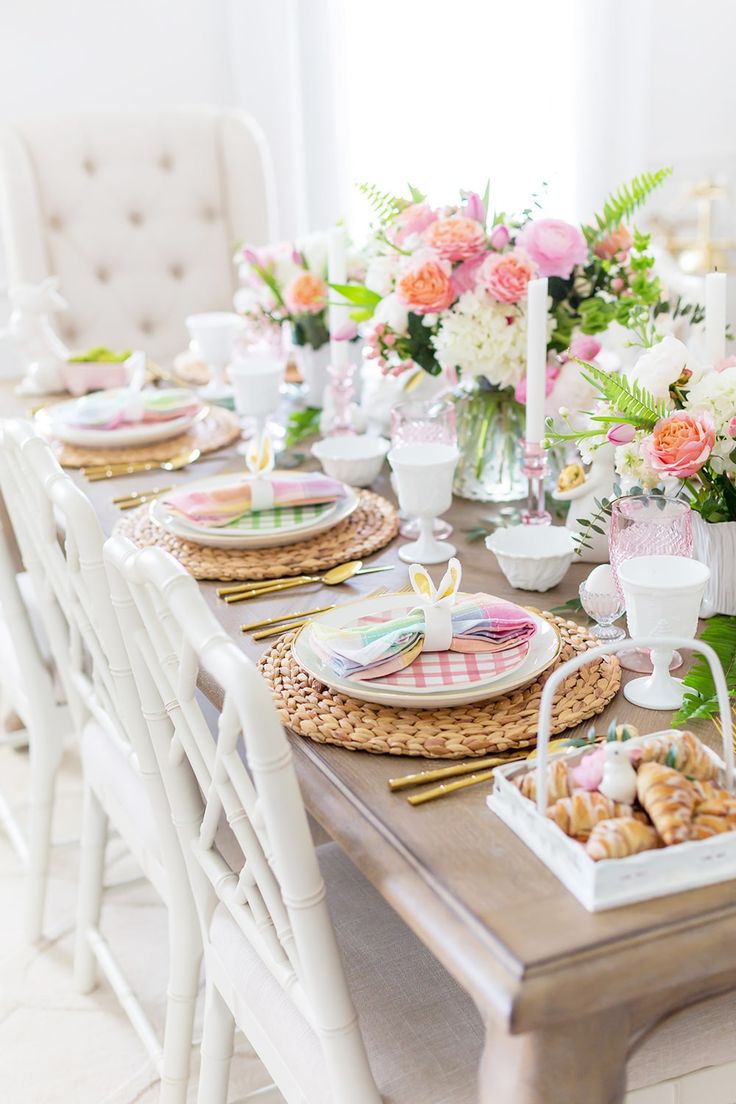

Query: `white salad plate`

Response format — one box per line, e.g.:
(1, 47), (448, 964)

(149, 472), (358, 550)
(36, 389), (206, 447)
(292, 593), (561, 708)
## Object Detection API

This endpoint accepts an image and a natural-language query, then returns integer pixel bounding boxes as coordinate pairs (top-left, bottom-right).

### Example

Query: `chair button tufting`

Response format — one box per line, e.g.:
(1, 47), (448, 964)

(129, 210), (144, 226)
(202, 205), (217, 222)
(159, 154), (173, 171)
(169, 262), (184, 280)
(83, 158), (96, 175)
(49, 214), (63, 231)
(140, 319), (155, 335)
(96, 266), (110, 284)
(64, 324), (78, 343)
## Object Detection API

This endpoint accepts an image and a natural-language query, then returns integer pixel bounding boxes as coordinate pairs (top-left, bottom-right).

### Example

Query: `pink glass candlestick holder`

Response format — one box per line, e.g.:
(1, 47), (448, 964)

(521, 440), (551, 526)
(326, 359), (357, 437)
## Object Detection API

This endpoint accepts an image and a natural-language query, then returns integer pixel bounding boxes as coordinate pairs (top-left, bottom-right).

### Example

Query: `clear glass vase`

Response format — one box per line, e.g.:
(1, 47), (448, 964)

(453, 385), (526, 502)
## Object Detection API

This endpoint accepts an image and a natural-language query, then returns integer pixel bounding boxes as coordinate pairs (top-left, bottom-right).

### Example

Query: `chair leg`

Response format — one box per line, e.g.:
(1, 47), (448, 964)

(24, 740), (60, 943)
(197, 981), (235, 1104)
(74, 785), (108, 993)
(159, 910), (202, 1104)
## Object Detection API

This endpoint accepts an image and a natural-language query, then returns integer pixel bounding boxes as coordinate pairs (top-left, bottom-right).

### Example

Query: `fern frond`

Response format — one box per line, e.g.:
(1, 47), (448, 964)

(574, 359), (668, 429)
(357, 182), (404, 225)
(585, 168), (672, 240)
(672, 615), (736, 726)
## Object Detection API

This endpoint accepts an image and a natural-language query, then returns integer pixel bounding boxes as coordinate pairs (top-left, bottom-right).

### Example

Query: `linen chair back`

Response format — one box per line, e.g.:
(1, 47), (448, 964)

(103, 536), (381, 1103)
(0, 108), (276, 363)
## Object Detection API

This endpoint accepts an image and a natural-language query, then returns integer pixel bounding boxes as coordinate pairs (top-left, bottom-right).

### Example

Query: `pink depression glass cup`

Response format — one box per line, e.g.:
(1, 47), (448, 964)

(609, 495), (693, 672)
(390, 398), (457, 540)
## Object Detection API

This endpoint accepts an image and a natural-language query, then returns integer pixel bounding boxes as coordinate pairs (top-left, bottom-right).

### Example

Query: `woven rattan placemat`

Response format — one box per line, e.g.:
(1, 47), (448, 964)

(52, 405), (240, 468)
(259, 612), (621, 758)
(113, 489), (400, 581)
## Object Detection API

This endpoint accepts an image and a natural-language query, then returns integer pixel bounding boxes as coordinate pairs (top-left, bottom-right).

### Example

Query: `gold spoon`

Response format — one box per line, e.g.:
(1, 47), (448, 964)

(83, 447), (201, 480)
(218, 560), (392, 597)
(221, 561), (394, 603)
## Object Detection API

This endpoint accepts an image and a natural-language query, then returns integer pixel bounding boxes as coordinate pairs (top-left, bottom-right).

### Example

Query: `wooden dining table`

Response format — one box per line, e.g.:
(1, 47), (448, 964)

(7, 384), (736, 1104)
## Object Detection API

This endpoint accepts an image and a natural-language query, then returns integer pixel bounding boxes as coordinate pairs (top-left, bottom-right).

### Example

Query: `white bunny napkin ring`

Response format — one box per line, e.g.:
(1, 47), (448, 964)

(245, 431), (275, 511)
(409, 558), (461, 652)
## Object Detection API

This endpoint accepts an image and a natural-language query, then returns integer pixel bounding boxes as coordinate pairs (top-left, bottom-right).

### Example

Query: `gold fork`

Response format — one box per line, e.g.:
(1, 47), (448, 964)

(83, 447), (201, 480)
(249, 584), (412, 641)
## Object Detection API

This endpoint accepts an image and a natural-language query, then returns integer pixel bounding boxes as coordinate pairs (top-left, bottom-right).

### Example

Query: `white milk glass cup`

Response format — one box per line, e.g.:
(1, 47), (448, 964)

(229, 353), (285, 452)
(388, 443), (459, 564)
(618, 555), (710, 710)
(185, 312), (242, 400)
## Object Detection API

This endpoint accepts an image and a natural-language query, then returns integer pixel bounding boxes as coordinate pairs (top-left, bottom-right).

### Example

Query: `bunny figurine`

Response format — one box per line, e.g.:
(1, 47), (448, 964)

(7, 277), (70, 395)
(553, 442), (617, 563)
(598, 741), (638, 805)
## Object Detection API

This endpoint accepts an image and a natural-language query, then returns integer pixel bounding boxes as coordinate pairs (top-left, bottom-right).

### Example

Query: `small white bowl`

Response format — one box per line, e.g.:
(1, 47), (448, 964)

(311, 435), (389, 487)
(485, 526), (575, 591)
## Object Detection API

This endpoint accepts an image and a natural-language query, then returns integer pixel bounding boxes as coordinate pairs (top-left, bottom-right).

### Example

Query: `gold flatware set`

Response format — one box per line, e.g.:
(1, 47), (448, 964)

(82, 447), (201, 481)
(218, 560), (393, 603)
(113, 486), (173, 510)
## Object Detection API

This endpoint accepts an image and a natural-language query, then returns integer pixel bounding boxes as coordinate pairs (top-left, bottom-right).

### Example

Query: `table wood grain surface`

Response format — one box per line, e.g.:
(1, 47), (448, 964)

(6, 387), (736, 1104)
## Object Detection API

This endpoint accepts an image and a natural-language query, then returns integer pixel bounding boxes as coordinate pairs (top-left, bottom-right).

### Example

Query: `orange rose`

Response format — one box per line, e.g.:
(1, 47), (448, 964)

(594, 224), (632, 260)
(424, 216), (486, 262)
(397, 257), (454, 314)
(284, 271), (328, 314)
(642, 411), (715, 479)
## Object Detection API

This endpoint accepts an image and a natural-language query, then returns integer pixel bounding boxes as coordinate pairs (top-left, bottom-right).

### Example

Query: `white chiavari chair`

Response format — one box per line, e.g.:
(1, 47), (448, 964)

(0, 420), (201, 1104)
(105, 535), (486, 1104)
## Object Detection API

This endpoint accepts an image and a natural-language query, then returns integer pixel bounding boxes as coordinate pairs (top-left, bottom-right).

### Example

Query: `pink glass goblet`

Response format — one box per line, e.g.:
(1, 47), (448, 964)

(609, 495), (693, 672)
(390, 398), (457, 539)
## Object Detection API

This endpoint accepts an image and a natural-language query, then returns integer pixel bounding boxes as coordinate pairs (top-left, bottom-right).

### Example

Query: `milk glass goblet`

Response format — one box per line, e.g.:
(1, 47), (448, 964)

(185, 312), (242, 400)
(618, 555), (710, 710)
(390, 398), (457, 540)
(388, 443), (459, 564)
(229, 351), (285, 454)
(609, 494), (693, 672)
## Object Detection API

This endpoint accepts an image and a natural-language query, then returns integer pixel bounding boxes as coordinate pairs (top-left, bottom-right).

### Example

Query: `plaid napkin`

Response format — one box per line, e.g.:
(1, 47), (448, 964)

(67, 387), (201, 430)
(163, 473), (345, 528)
(311, 559), (536, 681)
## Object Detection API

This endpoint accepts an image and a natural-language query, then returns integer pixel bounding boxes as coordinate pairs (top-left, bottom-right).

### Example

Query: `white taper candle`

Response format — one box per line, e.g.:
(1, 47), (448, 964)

(525, 276), (548, 445)
(705, 271), (727, 366)
(328, 225), (349, 370)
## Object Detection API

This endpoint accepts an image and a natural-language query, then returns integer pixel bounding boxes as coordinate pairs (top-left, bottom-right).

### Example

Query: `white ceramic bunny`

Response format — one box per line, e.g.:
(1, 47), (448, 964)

(598, 742), (638, 805)
(6, 277), (70, 395)
(553, 442), (617, 563)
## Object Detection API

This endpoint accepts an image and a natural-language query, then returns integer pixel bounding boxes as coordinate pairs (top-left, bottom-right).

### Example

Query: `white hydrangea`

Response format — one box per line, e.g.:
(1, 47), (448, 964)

(364, 250), (400, 297)
(432, 290), (528, 387)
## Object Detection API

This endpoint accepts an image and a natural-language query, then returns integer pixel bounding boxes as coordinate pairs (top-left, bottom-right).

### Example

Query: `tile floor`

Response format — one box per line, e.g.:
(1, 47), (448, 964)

(0, 738), (275, 1103)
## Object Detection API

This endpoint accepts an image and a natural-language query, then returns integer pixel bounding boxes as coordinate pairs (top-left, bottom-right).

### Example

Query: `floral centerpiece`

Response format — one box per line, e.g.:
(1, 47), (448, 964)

(545, 334), (736, 613)
(340, 173), (675, 500)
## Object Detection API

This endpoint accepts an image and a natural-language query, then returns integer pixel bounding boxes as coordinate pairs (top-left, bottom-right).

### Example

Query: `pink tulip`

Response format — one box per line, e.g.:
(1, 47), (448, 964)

(489, 224), (511, 251)
(331, 321), (358, 341)
(607, 423), (636, 445)
(243, 246), (261, 267)
(568, 334), (602, 362)
(462, 190), (486, 223)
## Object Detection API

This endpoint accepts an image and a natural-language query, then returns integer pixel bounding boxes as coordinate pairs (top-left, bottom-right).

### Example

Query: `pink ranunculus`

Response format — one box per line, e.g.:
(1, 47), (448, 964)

(392, 203), (438, 246)
(571, 746), (606, 791)
(396, 256), (455, 314)
(479, 248), (537, 304)
(642, 411), (716, 479)
(515, 361), (560, 404)
(462, 190), (486, 223)
(489, 223), (511, 251)
(594, 224), (633, 261)
(607, 423), (636, 445)
(451, 253), (488, 296)
(568, 334), (602, 362)
(516, 218), (588, 279)
(727, 416), (736, 439)
(424, 216), (487, 262)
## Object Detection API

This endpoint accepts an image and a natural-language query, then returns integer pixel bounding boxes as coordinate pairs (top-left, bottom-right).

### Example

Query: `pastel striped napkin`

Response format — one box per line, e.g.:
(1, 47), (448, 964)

(310, 593), (537, 681)
(67, 388), (201, 430)
(163, 473), (346, 528)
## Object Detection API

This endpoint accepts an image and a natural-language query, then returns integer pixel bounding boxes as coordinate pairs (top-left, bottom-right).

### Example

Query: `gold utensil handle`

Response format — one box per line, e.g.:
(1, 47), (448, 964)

(240, 604), (336, 631)
(218, 575), (312, 597)
(407, 769), (496, 806)
(113, 485), (172, 504)
(251, 619), (308, 641)
(388, 755), (513, 792)
(224, 577), (320, 602)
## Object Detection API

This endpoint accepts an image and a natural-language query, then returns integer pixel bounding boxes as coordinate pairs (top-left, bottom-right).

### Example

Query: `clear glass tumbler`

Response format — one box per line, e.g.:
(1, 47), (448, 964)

(390, 398), (457, 540)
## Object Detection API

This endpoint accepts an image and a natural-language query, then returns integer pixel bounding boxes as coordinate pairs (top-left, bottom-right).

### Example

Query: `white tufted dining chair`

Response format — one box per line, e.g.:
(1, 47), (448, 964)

(0, 421), (202, 1104)
(0, 108), (276, 364)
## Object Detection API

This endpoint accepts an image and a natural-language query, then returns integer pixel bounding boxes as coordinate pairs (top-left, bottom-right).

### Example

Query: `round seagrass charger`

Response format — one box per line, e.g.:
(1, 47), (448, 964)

(113, 490), (400, 582)
(51, 405), (240, 468)
(258, 613), (621, 758)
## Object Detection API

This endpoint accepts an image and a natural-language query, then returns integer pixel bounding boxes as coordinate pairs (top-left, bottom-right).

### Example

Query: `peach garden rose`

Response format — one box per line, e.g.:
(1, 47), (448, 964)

(642, 411), (715, 479)
(479, 249), (537, 304)
(284, 271), (328, 314)
(424, 216), (486, 262)
(397, 256), (454, 314)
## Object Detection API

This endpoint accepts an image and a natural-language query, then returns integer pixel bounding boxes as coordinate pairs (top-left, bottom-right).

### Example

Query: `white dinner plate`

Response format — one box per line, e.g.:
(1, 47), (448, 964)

(149, 472), (358, 549)
(36, 390), (206, 447)
(292, 593), (561, 708)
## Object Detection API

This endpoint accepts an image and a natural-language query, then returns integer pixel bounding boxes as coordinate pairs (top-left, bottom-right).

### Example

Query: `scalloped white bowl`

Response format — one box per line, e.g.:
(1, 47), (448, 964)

(485, 526), (575, 591)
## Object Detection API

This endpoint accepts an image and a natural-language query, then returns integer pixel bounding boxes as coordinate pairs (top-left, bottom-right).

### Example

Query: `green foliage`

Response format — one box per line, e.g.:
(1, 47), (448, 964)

(673, 616), (736, 725)
(406, 312), (442, 375)
(285, 406), (322, 448)
(583, 168), (672, 240)
(576, 361), (669, 428)
(357, 182), (404, 225)
(549, 596), (585, 615)
(291, 313), (330, 350)
(329, 282), (381, 324)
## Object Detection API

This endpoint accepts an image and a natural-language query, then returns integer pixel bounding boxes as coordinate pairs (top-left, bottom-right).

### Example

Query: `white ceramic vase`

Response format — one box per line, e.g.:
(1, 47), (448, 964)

(692, 514), (736, 617)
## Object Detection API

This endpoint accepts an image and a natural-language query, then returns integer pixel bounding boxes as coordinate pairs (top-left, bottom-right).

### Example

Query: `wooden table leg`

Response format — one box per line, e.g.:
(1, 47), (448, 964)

(479, 1008), (631, 1104)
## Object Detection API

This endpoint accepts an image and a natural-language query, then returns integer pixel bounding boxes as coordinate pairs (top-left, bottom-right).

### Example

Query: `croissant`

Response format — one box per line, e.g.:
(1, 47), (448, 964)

(636, 730), (718, 781)
(515, 759), (570, 806)
(546, 792), (636, 839)
(690, 813), (736, 840)
(586, 817), (661, 861)
(691, 779), (736, 817)
(637, 762), (696, 845)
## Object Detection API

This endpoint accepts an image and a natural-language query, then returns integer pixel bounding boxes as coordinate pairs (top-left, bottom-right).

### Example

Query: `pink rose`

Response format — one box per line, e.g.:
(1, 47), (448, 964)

(567, 334), (602, 362)
(392, 203), (438, 246)
(451, 253), (488, 296)
(515, 361), (559, 404)
(642, 411), (715, 479)
(607, 423), (636, 445)
(489, 224), (511, 250)
(396, 256), (455, 314)
(479, 248), (537, 304)
(516, 218), (588, 279)
(424, 216), (487, 262)
(594, 224), (633, 261)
